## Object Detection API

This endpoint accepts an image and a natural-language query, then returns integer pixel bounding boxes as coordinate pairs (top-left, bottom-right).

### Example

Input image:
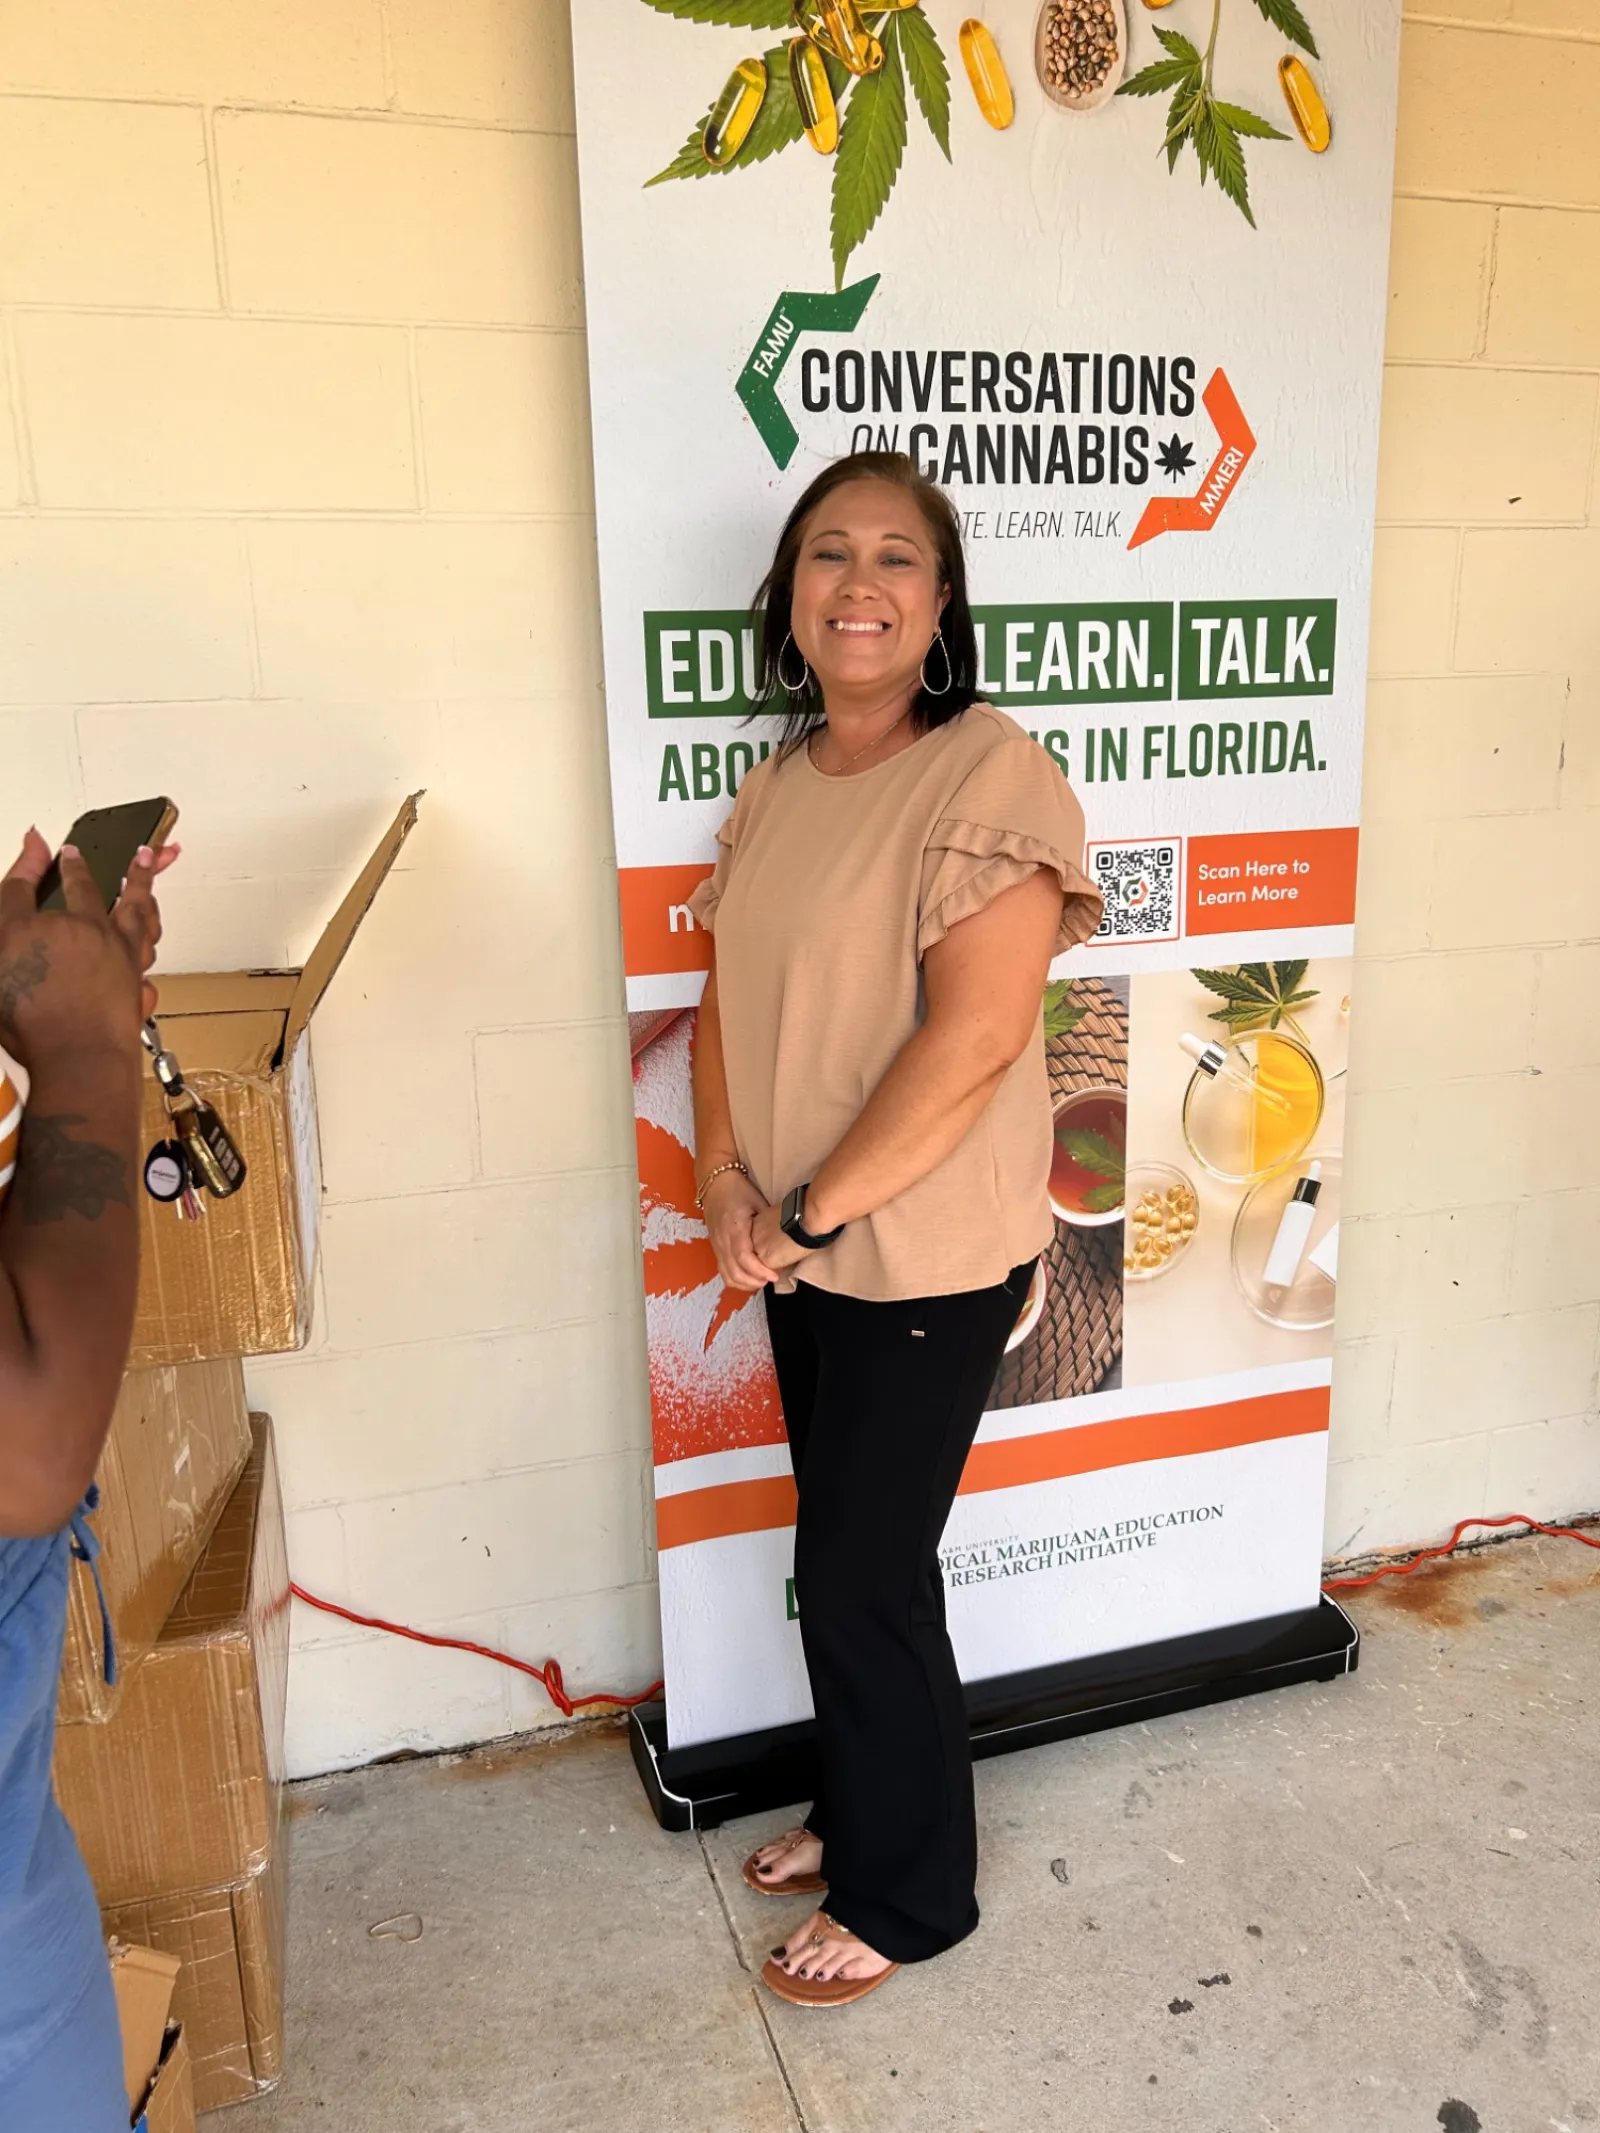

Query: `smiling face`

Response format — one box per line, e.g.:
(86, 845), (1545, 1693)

(788, 477), (950, 709)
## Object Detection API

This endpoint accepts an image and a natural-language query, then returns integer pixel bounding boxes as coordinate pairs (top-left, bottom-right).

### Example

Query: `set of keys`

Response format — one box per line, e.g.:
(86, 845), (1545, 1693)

(140, 1018), (248, 1220)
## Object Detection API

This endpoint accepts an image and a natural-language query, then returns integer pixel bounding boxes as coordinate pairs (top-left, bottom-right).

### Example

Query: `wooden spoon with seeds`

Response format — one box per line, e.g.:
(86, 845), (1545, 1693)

(1034, 0), (1128, 113)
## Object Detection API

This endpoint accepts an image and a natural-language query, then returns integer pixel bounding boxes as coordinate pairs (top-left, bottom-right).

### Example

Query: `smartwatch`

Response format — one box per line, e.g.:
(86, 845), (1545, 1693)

(780, 1182), (845, 1252)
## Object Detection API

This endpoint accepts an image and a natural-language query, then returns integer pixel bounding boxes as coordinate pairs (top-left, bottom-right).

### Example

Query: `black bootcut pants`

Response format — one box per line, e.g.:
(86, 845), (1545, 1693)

(763, 1260), (1035, 1965)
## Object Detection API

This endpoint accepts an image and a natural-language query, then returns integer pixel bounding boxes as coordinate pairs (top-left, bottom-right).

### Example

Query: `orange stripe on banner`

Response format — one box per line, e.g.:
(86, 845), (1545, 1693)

(619, 863), (714, 977)
(657, 1474), (799, 1551)
(957, 1383), (1328, 1495)
(655, 1385), (1328, 1550)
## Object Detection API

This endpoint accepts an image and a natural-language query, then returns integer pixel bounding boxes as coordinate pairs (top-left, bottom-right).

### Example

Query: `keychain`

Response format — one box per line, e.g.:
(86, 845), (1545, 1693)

(143, 1136), (204, 1221)
(141, 1018), (248, 1210)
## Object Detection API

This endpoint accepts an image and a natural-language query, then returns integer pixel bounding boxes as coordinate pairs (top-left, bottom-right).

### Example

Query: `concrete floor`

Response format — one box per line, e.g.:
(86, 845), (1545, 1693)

(240, 1535), (1599, 2133)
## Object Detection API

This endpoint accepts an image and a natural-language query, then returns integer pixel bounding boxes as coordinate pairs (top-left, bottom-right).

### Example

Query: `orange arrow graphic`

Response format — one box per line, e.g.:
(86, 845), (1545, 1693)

(1128, 368), (1256, 550)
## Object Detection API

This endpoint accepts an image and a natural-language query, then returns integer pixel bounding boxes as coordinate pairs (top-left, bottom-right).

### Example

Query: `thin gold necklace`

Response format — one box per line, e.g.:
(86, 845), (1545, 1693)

(809, 706), (911, 776)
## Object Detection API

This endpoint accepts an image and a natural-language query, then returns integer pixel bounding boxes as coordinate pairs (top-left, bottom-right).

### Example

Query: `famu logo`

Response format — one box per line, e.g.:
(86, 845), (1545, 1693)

(736, 279), (1255, 551)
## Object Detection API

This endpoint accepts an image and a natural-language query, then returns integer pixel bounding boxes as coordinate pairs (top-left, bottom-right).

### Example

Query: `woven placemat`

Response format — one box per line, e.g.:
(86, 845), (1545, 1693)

(991, 977), (1128, 1410)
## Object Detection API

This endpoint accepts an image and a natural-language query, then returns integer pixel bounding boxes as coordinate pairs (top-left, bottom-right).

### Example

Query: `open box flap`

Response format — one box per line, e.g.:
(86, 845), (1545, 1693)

(284, 793), (421, 1057)
(110, 1941), (183, 2115)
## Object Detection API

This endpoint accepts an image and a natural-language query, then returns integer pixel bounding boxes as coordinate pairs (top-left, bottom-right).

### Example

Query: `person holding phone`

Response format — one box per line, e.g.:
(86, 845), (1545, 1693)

(690, 454), (1101, 2006)
(0, 822), (176, 2128)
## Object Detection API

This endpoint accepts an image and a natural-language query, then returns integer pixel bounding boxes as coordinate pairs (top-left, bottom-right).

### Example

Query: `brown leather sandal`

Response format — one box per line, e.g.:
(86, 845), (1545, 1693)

(741, 1828), (828, 1897)
(761, 1912), (900, 2008)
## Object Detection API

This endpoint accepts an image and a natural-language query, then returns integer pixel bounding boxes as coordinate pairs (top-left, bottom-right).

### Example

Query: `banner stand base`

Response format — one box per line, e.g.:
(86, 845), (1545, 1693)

(628, 1597), (1359, 1832)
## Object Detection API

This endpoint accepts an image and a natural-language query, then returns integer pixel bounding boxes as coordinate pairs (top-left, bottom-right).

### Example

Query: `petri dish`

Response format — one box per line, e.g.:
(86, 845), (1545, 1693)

(1123, 1162), (1200, 1282)
(1181, 1029), (1323, 1184)
(1231, 1149), (1342, 1330)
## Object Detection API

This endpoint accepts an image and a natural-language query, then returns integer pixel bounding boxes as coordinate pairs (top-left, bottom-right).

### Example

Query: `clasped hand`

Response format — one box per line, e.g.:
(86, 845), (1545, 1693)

(701, 1171), (811, 1292)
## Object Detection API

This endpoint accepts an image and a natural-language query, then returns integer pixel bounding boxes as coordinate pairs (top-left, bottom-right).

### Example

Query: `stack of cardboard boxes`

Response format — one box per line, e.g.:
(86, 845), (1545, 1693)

(51, 799), (417, 2121)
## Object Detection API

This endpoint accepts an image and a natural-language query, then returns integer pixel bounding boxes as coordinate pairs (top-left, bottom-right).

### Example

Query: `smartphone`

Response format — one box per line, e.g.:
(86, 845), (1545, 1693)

(37, 798), (179, 914)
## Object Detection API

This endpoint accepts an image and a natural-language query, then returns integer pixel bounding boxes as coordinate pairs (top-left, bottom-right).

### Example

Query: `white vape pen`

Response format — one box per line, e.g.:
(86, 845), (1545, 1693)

(1263, 1160), (1322, 1292)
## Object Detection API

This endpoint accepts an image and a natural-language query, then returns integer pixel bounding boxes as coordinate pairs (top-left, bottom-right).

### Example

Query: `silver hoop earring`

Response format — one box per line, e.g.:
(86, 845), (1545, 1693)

(776, 631), (812, 695)
(920, 629), (953, 696)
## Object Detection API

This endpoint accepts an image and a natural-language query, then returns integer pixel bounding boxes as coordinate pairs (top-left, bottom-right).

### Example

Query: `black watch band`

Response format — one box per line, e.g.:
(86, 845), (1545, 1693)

(780, 1183), (845, 1252)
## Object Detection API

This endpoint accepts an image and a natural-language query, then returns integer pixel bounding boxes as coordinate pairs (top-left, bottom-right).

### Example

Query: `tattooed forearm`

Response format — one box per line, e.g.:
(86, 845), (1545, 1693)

(11, 1113), (131, 1225)
(0, 939), (49, 1040)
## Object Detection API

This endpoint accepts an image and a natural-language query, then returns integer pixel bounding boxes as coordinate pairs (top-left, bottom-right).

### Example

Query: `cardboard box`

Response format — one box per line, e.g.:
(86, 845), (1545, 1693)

(130, 793), (419, 1366)
(60, 1358), (252, 1725)
(111, 1940), (197, 2133)
(56, 1415), (289, 1904)
(103, 1845), (285, 2115)
(136, 2026), (195, 2133)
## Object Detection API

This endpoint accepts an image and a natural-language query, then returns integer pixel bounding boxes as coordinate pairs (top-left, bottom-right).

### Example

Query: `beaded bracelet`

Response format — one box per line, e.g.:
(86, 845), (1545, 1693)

(694, 1159), (749, 1210)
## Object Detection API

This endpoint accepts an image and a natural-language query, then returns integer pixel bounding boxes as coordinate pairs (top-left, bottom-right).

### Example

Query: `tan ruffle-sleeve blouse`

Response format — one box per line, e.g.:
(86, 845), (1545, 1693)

(688, 704), (1103, 1302)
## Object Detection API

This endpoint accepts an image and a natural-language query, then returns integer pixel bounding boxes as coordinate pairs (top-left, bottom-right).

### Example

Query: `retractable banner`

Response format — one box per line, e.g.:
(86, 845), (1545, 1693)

(570, 0), (1401, 1752)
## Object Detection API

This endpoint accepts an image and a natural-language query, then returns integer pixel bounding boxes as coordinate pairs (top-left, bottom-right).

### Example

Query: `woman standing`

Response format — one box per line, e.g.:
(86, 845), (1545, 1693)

(689, 453), (1102, 2006)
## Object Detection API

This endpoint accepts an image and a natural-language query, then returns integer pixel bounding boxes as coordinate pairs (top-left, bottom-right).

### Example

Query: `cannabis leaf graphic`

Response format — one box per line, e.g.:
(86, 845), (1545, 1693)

(1249, 0), (1318, 58)
(832, 19), (908, 287)
(1062, 1128), (1126, 1216)
(1155, 433), (1196, 478)
(897, 3), (952, 160)
(643, 6), (959, 286)
(1193, 961), (1319, 1036)
(1119, 6), (1292, 227)
(1043, 979), (1087, 1042)
(639, 0), (793, 25)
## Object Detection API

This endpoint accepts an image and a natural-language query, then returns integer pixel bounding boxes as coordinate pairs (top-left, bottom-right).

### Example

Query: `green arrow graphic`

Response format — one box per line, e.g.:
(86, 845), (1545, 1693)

(736, 276), (880, 469)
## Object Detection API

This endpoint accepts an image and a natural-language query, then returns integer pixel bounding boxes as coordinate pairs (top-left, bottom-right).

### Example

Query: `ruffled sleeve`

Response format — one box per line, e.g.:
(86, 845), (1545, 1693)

(686, 809), (737, 935)
(917, 735), (1102, 958)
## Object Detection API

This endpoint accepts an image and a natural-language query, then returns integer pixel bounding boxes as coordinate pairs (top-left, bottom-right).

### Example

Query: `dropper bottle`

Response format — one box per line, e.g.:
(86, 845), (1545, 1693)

(1179, 1032), (1291, 1114)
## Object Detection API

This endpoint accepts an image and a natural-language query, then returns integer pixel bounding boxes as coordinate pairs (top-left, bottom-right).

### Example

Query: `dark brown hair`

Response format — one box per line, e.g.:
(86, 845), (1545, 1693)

(748, 451), (981, 753)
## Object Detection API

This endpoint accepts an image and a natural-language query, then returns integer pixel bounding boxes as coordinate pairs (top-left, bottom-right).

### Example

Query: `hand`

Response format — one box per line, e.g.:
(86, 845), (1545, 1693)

(0, 829), (180, 1069)
(113, 838), (180, 1023)
(751, 1201), (812, 1275)
(701, 1169), (781, 1293)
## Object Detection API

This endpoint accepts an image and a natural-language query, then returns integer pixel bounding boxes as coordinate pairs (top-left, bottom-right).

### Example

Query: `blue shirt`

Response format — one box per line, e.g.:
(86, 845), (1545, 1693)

(0, 1525), (109, 2081)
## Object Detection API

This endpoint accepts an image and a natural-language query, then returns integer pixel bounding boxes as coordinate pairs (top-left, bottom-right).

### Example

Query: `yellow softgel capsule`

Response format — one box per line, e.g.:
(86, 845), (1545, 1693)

(797, 0), (884, 77)
(1142, 0), (1177, 9)
(703, 56), (767, 167)
(960, 18), (1014, 128)
(1278, 54), (1331, 153)
(788, 35), (840, 154)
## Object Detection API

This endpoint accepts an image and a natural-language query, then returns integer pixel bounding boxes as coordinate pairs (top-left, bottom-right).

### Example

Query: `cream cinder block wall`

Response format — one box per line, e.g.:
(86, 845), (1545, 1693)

(1333, 3), (1600, 1554)
(0, 0), (1592, 1773)
(0, 0), (655, 1778)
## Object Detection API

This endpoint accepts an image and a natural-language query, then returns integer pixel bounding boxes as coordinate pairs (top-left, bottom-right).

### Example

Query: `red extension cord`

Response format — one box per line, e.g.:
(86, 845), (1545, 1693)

(288, 1583), (663, 1718)
(289, 1515), (1596, 1721)
(1320, 1512), (1600, 1590)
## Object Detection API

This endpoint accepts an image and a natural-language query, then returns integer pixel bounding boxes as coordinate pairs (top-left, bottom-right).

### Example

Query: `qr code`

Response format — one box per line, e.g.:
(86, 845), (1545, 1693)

(1088, 840), (1181, 943)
